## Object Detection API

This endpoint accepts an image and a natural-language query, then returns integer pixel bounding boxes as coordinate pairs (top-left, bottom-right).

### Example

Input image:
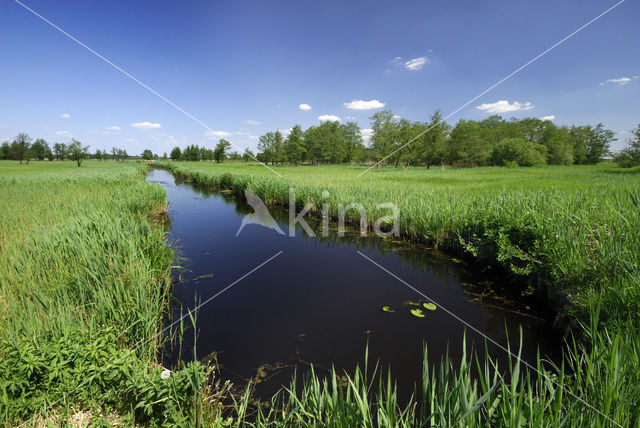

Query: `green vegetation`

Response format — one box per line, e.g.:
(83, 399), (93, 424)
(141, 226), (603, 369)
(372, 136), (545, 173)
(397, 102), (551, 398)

(0, 161), (223, 425)
(3, 159), (640, 426)
(154, 160), (640, 425)
(614, 124), (640, 168)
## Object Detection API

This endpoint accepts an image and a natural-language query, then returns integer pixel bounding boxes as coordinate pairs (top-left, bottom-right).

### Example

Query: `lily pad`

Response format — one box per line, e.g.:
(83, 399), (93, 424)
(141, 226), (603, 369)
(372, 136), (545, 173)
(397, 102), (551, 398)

(382, 306), (395, 313)
(403, 300), (421, 306)
(410, 309), (425, 318)
(423, 302), (437, 311)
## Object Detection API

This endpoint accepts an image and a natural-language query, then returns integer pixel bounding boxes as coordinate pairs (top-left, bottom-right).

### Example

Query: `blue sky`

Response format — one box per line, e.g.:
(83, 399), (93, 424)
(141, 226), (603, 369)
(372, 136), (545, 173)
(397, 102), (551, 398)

(1, 0), (638, 154)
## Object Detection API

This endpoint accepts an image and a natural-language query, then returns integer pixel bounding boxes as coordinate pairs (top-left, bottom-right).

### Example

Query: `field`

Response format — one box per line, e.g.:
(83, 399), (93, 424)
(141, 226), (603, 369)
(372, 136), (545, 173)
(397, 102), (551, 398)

(2, 160), (640, 426)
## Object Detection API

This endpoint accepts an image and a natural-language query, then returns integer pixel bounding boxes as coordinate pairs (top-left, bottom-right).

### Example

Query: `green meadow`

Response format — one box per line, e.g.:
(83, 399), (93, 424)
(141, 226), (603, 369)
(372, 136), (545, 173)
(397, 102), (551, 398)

(2, 159), (640, 426)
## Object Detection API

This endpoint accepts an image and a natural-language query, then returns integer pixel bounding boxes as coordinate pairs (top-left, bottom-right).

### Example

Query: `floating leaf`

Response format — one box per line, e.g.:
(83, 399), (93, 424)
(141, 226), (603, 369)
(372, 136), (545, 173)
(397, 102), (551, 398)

(423, 302), (437, 311)
(411, 309), (425, 318)
(382, 306), (395, 313)
(403, 300), (421, 307)
(196, 273), (215, 279)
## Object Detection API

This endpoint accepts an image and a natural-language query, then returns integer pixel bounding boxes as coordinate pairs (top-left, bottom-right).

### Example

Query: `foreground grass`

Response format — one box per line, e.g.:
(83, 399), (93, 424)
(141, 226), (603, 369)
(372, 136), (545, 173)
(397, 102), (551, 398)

(0, 161), (222, 425)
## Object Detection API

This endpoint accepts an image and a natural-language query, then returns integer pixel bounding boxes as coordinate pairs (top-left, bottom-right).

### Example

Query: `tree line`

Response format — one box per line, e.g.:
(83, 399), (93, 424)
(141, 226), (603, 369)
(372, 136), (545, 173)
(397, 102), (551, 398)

(0, 133), (90, 166)
(248, 110), (625, 168)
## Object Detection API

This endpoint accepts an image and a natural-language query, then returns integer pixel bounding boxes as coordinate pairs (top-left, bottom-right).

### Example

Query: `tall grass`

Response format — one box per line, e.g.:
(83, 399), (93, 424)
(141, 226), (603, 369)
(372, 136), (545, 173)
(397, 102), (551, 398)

(0, 161), (222, 425)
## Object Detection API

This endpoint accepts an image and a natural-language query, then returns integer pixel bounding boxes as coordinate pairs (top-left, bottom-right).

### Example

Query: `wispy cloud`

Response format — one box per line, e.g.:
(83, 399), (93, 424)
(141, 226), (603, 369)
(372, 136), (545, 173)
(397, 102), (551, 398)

(59, 113), (70, 119)
(245, 119), (261, 125)
(299, 103), (312, 111)
(55, 130), (72, 137)
(600, 76), (639, 86)
(318, 114), (341, 122)
(105, 126), (120, 131)
(131, 121), (161, 129)
(205, 130), (231, 138)
(476, 100), (534, 114)
(540, 115), (555, 121)
(404, 56), (429, 71)
(344, 99), (385, 110)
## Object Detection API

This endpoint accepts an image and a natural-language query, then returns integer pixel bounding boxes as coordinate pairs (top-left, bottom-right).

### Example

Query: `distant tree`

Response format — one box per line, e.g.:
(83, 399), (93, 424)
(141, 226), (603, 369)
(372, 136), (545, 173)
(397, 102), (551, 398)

(54, 143), (68, 161)
(94, 149), (104, 161)
(448, 120), (488, 166)
(170, 146), (182, 161)
(12, 133), (32, 164)
(141, 149), (154, 160)
(491, 138), (547, 167)
(213, 139), (231, 163)
(419, 110), (450, 168)
(0, 141), (10, 160)
(162, 152), (168, 160)
(228, 151), (242, 161)
(341, 122), (364, 164)
(68, 139), (90, 166)
(285, 125), (306, 165)
(369, 110), (398, 167)
(614, 124), (640, 168)
(31, 139), (51, 161)
(111, 147), (127, 162)
(258, 132), (276, 164)
(182, 144), (201, 161)
(585, 123), (615, 164)
(242, 148), (255, 162)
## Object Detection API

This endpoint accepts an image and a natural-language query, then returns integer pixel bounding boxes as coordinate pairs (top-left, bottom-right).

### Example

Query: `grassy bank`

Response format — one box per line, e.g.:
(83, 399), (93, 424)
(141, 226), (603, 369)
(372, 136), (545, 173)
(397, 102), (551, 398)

(0, 161), (221, 425)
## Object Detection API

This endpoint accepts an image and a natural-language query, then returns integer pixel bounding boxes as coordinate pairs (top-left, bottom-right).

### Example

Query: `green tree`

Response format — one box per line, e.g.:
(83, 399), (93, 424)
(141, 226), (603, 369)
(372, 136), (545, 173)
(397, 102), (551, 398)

(341, 122), (364, 164)
(421, 110), (450, 168)
(614, 124), (640, 168)
(448, 120), (489, 166)
(369, 110), (398, 167)
(585, 123), (614, 164)
(54, 143), (68, 161)
(258, 132), (276, 164)
(68, 139), (90, 166)
(170, 146), (182, 161)
(0, 141), (10, 160)
(491, 137), (547, 167)
(12, 133), (32, 164)
(285, 125), (306, 165)
(242, 148), (255, 162)
(31, 139), (51, 161)
(213, 139), (231, 163)
(141, 149), (154, 160)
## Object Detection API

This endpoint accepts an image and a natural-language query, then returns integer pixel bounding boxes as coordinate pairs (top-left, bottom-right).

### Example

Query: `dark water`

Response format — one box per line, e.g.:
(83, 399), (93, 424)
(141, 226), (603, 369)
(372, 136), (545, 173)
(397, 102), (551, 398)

(147, 168), (559, 399)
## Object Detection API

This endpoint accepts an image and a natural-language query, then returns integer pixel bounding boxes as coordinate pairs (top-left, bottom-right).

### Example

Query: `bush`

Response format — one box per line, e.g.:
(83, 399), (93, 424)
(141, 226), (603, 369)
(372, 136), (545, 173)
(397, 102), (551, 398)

(492, 138), (547, 167)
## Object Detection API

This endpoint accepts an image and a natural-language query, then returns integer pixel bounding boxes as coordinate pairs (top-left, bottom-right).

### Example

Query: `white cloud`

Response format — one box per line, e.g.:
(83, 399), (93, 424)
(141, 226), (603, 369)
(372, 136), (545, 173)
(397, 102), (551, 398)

(245, 120), (261, 125)
(600, 76), (639, 86)
(205, 130), (232, 139)
(105, 126), (120, 131)
(540, 115), (555, 121)
(59, 113), (70, 119)
(277, 128), (292, 135)
(344, 99), (385, 110)
(344, 116), (356, 121)
(55, 130), (71, 137)
(318, 114), (341, 122)
(0, 124), (7, 128)
(476, 100), (534, 114)
(299, 103), (312, 111)
(249, 135), (259, 140)
(360, 128), (373, 140)
(124, 138), (136, 143)
(393, 114), (401, 119)
(404, 57), (429, 71)
(131, 121), (161, 130)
